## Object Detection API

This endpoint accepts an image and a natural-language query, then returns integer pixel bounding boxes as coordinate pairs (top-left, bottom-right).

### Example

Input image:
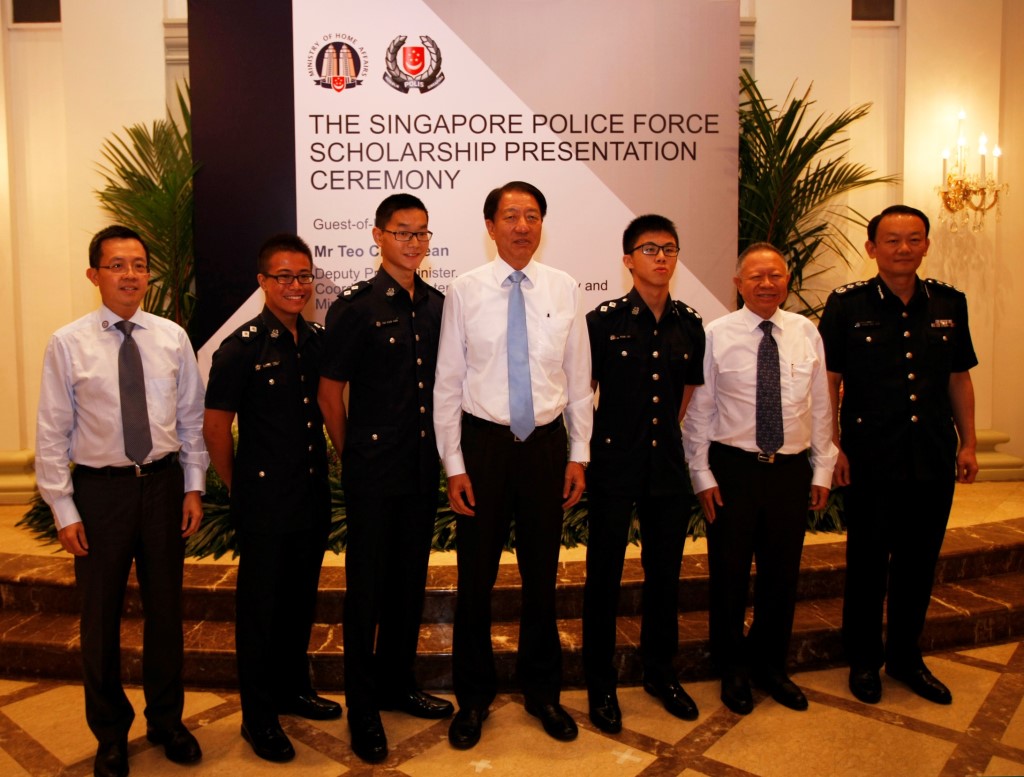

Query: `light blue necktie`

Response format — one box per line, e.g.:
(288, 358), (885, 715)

(507, 271), (535, 440)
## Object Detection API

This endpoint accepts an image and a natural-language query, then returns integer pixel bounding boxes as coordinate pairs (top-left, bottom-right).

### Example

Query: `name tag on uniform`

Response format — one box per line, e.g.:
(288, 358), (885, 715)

(931, 319), (955, 328)
(852, 320), (880, 328)
(375, 318), (399, 328)
(608, 334), (633, 341)
(254, 360), (280, 371)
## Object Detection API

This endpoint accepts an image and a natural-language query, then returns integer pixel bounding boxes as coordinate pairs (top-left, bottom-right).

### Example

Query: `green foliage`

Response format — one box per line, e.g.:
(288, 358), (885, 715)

(738, 70), (898, 317)
(96, 83), (197, 334)
(19, 465), (844, 555)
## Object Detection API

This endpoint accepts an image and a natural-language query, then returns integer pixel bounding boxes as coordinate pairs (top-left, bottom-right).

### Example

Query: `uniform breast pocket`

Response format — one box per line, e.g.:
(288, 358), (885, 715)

(145, 377), (178, 426)
(927, 328), (955, 371)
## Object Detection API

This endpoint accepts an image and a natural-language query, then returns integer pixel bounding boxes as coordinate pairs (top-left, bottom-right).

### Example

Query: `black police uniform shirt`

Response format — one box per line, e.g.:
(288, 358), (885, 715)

(818, 275), (978, 482)
(205, 306), (331, 534)
(322, 267), (443, 495)
(587, 288), (705, 496)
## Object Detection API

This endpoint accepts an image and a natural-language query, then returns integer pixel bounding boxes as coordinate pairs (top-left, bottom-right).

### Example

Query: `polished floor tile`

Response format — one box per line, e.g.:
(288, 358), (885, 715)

(1, 641), (1022, 776)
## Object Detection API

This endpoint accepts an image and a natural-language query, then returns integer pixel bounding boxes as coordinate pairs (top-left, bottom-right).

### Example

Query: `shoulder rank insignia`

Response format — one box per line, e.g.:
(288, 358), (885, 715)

(672, 300), (702, 321)
(834, 280), (870, 295)
(924, 277), (962, 292)
(341, 280), (372, 299)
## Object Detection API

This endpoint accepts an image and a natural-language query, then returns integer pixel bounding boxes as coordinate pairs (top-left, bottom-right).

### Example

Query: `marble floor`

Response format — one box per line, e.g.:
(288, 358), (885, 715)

(2, 483), (1024, 775)
(0, 640), (1023, 776)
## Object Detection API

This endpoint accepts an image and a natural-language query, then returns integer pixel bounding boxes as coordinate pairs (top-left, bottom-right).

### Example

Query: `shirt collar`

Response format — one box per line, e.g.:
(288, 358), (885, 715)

(494, 257), (536, 288)
(738, 303), (785, 333)
(98, 304), (146, 333)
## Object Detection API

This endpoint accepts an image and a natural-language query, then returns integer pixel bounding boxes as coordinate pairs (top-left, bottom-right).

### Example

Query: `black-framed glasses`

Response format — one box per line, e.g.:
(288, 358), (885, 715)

(630, 242), (680, 258)
(264, 272), (315, 285)
(97, 261), (150, 275)
(382, 229), (433, 242)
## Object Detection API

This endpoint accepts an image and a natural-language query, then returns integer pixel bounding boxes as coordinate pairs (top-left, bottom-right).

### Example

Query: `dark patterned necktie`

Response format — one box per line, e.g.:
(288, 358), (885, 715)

(756, 320), (783, 455)
(114, 321), (153, 465)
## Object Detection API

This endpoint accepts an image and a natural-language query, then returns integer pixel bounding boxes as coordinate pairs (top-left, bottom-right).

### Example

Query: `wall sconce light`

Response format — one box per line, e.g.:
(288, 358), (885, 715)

(937, 111), (1008, 232)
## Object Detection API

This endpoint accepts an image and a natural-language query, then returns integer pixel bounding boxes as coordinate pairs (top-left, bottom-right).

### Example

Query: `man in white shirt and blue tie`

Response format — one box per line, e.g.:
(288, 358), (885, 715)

(434, 181), (593, 749)
(683, 243), (836, 717)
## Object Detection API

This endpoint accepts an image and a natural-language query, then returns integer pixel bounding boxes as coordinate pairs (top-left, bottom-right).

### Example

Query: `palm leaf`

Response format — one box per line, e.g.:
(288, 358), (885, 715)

(95, 82), (198, 334)
(738, 70), (898, 318)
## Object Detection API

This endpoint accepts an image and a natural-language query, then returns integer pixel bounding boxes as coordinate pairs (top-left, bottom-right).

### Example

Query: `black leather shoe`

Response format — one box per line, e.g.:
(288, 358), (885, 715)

(348, 710), (388, 764)
(94, 739), (128, 777)
(241, 721), (295, 763)
(448, 708), (488, 749)
(588, 691), (622, 734)
(643, 678), (699, 721)
(146, 723), (202, 763)
(380, 689), (454, 719)
(849, 668), (882, 704)
(524, 701), (578, 742)
(886, 666), (952, 705)
(753, 671), (808, 711)
(280, 692), (342, 720)
(720, 673), (753, 715)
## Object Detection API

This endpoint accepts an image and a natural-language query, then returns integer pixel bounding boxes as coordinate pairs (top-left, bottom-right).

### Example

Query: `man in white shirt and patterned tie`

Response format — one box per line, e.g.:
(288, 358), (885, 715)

(434, 181), (593, 749)
(35, 226), (208, 777)
(683, 243), (836, 717)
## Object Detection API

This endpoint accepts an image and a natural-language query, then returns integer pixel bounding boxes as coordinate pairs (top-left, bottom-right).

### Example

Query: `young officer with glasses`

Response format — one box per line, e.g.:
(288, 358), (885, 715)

(205, 233), (340, 764)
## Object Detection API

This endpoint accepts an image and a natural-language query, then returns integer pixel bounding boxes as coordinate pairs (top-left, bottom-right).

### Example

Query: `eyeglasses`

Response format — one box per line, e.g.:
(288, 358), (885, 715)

(382, 229), (433, 242)
(264, 272), (315, 285)
(97, 261), (150, 275)
(630, 243), (680, 258)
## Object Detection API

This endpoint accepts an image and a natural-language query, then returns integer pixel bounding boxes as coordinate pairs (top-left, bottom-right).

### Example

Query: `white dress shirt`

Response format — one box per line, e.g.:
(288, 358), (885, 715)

(434, 257), (593, 476)
(683, 306), (837, 493)
(36, 305), (210, 529)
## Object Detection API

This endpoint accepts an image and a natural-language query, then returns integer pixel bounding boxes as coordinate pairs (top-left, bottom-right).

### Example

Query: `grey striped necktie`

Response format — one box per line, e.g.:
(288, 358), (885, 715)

(114, 320), (153, 465)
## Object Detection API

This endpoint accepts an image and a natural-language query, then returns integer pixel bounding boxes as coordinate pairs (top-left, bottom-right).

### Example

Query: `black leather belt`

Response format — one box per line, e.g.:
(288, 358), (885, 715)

(463, 413), (562, 442)
(75, 452), (179, 478)
(710, 441), (807, 464)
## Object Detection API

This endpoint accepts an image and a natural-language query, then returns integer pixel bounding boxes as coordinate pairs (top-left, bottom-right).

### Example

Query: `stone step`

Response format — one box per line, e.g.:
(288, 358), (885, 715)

(0, 569), (1022, 690)
(3, 517), (1022, 623)
(1, 517), (1022, 692)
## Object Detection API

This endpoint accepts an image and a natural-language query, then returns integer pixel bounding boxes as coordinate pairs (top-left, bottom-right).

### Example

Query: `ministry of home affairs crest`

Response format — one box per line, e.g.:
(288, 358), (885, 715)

(383, 35), (445, 94)
(306, 34), (368, 92)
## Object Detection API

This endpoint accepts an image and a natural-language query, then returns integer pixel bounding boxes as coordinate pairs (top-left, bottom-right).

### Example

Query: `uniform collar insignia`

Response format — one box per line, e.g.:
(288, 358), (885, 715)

(386, 287), (396, 297)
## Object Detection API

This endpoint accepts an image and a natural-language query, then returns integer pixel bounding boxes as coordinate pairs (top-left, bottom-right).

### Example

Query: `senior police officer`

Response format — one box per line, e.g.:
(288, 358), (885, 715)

(582, 214), (704, 733)
(205, 233), (339, 763)
(818, 204), (978, 706)
(318, 194), (451, 764)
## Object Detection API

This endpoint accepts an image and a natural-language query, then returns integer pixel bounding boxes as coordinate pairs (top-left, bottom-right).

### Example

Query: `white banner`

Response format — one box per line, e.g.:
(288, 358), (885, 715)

(291, 0), (737, 320)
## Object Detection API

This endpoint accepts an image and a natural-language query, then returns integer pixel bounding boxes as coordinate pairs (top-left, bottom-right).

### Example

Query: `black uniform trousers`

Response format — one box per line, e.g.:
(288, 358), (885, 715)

(342, 490), (436, 712)
(236, 522), (328, 727)
(72, 463), (186, 744)
(453, 415), (567, 711)
(842, 477), (954, 673)
(706, 442), (811, 676)
(582, 492), (686, 693)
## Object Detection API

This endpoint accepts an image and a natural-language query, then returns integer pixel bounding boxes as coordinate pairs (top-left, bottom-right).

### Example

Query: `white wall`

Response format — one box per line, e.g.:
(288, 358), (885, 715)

(0, 0), (167, 499)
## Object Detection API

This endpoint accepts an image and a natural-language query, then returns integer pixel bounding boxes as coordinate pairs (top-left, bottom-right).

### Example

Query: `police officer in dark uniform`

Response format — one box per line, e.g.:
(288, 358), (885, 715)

(204, 233), (340, 763)
(318, 194), (452, 764)
(818, 204), (978, 707)
(582, 214), (705, 733)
